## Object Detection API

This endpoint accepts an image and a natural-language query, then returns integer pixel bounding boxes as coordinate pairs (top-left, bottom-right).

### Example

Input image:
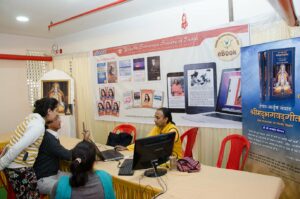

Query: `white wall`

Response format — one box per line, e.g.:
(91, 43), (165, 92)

(0, 33), (51, 133)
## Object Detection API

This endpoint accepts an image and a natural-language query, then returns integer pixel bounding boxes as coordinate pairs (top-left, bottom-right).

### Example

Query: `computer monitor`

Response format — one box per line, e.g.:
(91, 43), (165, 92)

(216, 68), (242, 115)
(132, 132), (175, 177)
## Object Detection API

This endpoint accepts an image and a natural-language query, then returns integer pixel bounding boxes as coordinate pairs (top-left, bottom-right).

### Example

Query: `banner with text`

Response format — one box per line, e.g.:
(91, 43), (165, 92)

(92, 25), (249, 125)
(241, 38), (300, 198)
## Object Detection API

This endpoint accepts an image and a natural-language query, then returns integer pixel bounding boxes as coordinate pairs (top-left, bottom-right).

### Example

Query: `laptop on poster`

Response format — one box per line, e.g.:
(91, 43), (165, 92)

(202, 68), (242, 122)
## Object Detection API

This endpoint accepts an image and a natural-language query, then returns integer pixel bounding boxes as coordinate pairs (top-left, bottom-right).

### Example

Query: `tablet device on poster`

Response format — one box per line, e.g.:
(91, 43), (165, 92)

(184, 63), (217, 114)
(167, 72), (185, 113)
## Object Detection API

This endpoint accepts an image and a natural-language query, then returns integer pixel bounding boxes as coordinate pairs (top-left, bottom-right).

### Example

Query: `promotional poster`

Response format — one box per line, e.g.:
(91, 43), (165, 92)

(241, 38), (300, 198)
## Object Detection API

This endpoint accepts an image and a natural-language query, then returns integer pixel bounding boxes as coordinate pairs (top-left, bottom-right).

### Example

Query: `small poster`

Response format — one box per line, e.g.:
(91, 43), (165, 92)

(104, 100), (112, 115)
(112, 101), (120, 117)
(133, 90), (141, 107)
(119, 60), (132, 82)
(133, 58), (145, 82)
(147, 56), (161, 81)
(97, 101), (105, 116)
(123, 91), (133, 109)
(141, 89), (154, 108)
(152, 90), (163, 109)
(107, 61), (118, 83)
(97, 62), (107, 84)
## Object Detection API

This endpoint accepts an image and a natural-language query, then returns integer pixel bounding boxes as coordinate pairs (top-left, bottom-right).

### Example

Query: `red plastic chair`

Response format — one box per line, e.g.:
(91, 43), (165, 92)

(180, 127), (198, 158)
(112, 124), (137, 143)
(216, 134), (250, 170)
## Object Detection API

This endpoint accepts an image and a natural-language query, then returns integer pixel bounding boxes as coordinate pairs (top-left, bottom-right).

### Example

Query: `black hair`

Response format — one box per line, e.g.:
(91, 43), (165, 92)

(33, 97), (58, 117)
(70, 140), (96, 187)
(157, 107), (175, 125)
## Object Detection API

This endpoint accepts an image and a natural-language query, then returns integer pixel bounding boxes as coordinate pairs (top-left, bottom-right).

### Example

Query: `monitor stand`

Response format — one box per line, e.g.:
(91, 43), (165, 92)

(144, 167), (167, 177)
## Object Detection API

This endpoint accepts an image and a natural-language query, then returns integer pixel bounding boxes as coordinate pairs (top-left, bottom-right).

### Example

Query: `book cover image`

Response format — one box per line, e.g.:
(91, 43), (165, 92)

(147, 56), (161, 81)
(269, 48), (295, 100)
(141, 89), (154, 108)
(107, 61), (118, 83)
(97, 62), (107, 84)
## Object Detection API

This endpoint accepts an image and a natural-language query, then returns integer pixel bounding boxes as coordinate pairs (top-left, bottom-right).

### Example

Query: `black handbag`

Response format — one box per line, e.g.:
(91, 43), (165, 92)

(106, 132), (132, 147)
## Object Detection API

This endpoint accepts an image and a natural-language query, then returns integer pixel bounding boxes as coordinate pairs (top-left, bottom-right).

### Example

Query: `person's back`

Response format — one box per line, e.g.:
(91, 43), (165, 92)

(52, 140), (116, 199)
(70, 172), (104, 199)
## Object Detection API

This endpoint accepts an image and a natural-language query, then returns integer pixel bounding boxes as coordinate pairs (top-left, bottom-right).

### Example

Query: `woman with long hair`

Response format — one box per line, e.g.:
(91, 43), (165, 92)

(52, 140), (116, 199)
(0, 97), (58, 198)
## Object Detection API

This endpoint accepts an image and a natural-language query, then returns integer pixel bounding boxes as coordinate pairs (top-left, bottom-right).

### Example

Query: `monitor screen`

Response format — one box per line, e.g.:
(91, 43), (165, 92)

(216, 68), (242, 115)
(132, 132), (175, 177)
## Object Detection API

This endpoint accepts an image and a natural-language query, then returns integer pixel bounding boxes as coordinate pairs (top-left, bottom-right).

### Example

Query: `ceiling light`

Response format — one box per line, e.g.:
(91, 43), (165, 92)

(16, 16), (29, 22)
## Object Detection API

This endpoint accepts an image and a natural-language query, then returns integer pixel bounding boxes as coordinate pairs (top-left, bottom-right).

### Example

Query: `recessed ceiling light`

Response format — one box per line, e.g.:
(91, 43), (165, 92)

(16, 16), (29, 22)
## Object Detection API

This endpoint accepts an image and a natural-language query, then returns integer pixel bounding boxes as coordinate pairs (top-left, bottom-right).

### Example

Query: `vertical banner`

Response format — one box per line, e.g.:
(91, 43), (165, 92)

(241, 38), (300, 198)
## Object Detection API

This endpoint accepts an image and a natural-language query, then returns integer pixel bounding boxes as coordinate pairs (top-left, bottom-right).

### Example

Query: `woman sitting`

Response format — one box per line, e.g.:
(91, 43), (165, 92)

(115, 107), (183, 159)
(51, 140), (116, 199)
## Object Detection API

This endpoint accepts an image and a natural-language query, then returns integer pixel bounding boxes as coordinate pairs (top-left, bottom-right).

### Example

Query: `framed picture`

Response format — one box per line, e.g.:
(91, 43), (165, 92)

(42, 80), (70, 114)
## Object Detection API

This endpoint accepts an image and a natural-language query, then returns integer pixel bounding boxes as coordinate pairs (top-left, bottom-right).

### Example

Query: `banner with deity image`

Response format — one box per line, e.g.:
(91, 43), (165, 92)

(241, 37), (300, 198)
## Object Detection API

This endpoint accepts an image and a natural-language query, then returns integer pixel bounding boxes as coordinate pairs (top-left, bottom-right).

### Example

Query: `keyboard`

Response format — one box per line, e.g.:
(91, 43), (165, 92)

(118, 159), (134, 176)
(205, 112), (242, 122)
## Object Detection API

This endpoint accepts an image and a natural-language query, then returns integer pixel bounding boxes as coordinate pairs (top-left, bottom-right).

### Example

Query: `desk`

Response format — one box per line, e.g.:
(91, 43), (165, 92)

(60, 136), (284, 199)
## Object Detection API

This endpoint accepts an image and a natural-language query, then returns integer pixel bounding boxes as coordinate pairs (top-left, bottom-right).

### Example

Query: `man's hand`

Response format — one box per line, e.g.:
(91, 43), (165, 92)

(82, 130), (90, 141)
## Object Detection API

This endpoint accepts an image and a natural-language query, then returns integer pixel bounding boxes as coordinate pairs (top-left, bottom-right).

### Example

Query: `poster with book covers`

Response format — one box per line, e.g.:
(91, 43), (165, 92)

(93, 25), (249, 122)
(242, 38), (300, 198)
(147, 56), (161, 81)
(141, 89), (153, 108)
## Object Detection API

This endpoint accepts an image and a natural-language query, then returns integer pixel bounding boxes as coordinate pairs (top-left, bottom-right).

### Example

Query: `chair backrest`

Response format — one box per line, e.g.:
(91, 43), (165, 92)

(216, 134), (250, 170)
(180, 127), (198, 158)
(112, 124), (137, 143)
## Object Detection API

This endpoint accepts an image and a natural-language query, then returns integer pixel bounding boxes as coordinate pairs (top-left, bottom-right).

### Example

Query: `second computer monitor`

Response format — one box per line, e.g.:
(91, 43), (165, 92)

(132, 132), (175, 177)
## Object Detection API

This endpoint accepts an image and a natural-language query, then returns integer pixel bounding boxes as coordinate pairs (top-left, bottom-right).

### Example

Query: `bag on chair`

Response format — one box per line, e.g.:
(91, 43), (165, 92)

(177, 157), (201, 173)
(106, 132), (132, 147)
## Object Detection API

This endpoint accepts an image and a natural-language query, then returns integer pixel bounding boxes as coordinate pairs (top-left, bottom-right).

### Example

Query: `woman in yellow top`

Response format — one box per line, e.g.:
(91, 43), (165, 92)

(117, 107), (183, 159)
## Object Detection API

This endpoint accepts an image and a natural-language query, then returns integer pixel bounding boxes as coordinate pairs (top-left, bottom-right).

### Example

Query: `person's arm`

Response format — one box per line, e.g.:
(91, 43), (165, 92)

(0, 118), (44, 170)
(47, 136), (72, 161)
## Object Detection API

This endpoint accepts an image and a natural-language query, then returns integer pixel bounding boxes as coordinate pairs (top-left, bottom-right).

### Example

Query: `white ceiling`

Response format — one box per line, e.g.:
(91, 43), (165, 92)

(0, 0), (202, 39)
